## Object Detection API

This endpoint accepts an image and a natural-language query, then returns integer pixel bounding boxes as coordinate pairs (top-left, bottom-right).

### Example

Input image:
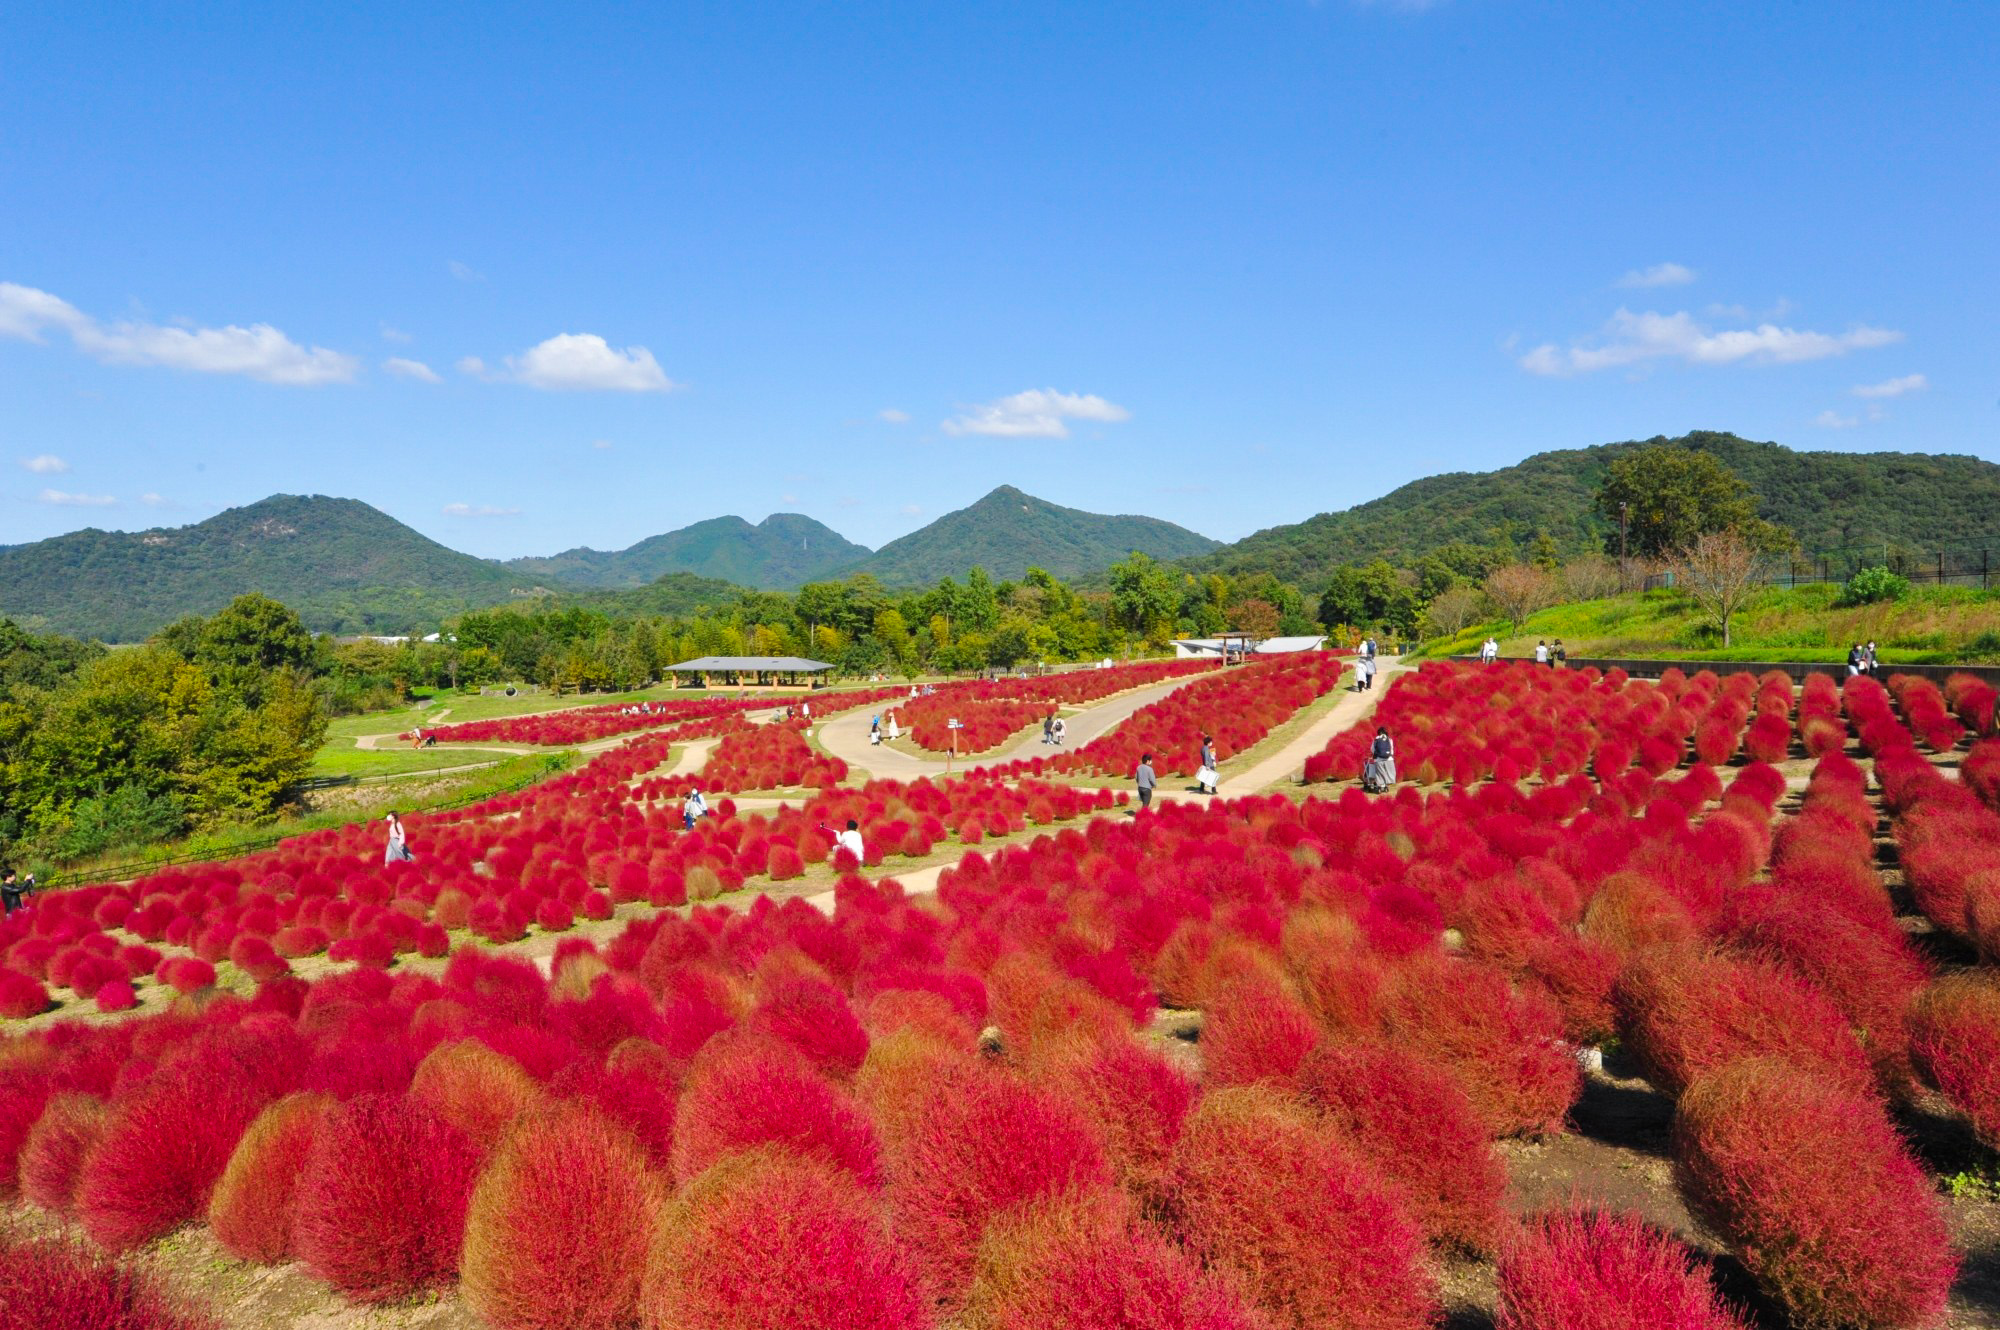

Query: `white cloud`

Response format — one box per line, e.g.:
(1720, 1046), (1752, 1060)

(39, 488), (116, 506)
(139, 492), (167, 506)
(591, 438), (613, 450)
(448, 260), (485, 283)
(1617, 262), (1697, 288)
(900, 503), (923, 516)
(383, 356), (442, 383)
(455, 355), (487, 377)
(0, 281), (358, 385)
(1519, 307), (1902, 377)
(1813, 409), (1861, 429)
(1853, 373), (1928, 399)
(488, 332), (675, 393)
(19, 454), (68, 474)
(781, 492), (800, 504)
(380, 323), (412, 343)
(878, 408), (911, 424)
(941, 388), (1132, 438)
(442, 502), (521, 517)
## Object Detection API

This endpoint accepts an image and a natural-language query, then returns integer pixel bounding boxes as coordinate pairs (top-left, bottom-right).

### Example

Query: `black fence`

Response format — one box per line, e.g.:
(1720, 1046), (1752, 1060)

(1632, 547), (2000, 592)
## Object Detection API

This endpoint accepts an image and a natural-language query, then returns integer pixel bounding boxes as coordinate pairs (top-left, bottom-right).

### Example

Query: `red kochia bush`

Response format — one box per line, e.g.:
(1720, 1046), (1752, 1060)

(1675, 1058), (1957, 1329)
(641, 1148), (927, 1330)
(0, 967), (52, 1018)
(293, 1093), (483, 1303)
(1496, 1207), (1749, 1330)
(1198, 974), (1321, 1091)
(884, 1064), (1113, 1306)
(461, 1100), (664, 1330)
(20, 1093), (108, 1215)
(208, 1092), (334, 1264)
(1298, 1040), (1507, 1252)
(962, 1187), (1268, 1330)
(745, 975), (870, 1081)
(1165, 1086), (1433, 1330)
(1614, 949), (1875, 1100)
(1910, 973), (2000, 1147)
(670, 1038), (882, 1188)
(1381, 956), (1579, 1137)
(0, 1227), (219, 1330)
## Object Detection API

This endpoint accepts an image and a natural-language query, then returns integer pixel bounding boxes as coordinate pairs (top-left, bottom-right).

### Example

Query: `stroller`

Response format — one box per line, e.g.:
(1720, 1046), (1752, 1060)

(1361, 754), (1397, 794)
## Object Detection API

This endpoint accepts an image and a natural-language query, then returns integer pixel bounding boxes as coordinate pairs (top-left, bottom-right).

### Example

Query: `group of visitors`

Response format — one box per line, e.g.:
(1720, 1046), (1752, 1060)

(682, 786), (710, 830)
(868, 712), (903, 745)
(778, 701), (813, 724)
(1041, 714), (1067, 746)
(617, 702), (664, 717)
(1846, 641), (1882, 677)
(1, 870), (34, 915)
(1353, 636), (1379, 691)
(1478, 636), (1499, 664)
(1533, 639), (1568, 668)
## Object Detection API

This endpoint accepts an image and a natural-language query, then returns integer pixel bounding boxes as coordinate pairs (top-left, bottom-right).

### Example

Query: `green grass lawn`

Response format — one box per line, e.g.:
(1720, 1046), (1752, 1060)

(1416, 583), (2000, 666)
(308, 742), (522, 779)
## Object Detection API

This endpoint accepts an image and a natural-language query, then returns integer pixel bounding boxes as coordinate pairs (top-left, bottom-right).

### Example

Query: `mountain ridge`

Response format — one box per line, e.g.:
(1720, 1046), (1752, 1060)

(505, 512), (871, 590)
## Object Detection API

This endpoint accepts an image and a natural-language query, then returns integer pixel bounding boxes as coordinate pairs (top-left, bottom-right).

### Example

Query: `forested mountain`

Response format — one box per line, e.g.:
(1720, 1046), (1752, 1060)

(0, 495), (546, 641)
(507, 512), (871, 590)
(1193, 432), (2000, 586)
(850, 485), (1220, 586)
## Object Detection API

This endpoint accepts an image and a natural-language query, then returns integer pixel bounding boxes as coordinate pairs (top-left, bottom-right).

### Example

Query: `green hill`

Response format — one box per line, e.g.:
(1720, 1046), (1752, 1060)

(507, 512), (871, 590)
(849, 485), (1221, 586)
(0, 495), (550, 641)
(1195, 431), (2000, 586)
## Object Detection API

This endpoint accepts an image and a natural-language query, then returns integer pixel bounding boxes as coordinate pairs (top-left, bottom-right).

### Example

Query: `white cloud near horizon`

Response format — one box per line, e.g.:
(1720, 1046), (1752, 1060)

(383, 356), (442, 383)
(0, 282), (359, 385)
(39, 488), (117, 506)
(941, 388), (1132, 438)
(1813, 409), (1861, 429)
(466, 333), (675, 392)
(878, 408), (911, 424)
(139, 492), (167, 506)
(1519, 307), (1902, 377)
(1617, 262), (1697, 288)
(1853, 373), (1928, 399)
(20, 454), (69, 474)
(442, 502), (522, 517)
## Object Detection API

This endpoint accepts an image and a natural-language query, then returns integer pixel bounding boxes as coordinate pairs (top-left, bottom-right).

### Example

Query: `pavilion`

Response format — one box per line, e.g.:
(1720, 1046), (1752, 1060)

(666, 656), (833, 687)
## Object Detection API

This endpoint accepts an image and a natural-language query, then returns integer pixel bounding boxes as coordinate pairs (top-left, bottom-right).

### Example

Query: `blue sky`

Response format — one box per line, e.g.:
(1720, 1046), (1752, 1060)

(2, 2), (1993, 561)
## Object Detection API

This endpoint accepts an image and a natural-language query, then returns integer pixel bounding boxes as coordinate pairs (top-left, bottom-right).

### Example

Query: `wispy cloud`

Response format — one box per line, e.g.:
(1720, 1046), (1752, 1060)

(463, 333), (676, 392)
(442, 502), (521, 518)
(139, 492), (168, 506)
(1813, 409), (1861, 429)
(941, 388), (1132, 438)
(1853, 373), (1928, 399)
(448, 260), (485, 283)
(899, 503), (923, 516)
(591, 438), (613, 450)
(19, 454), (68, 474)
(383, 356), (442, 383)
(1617, 262), (1696, 289)
(1519, 307), (1901, 377)
(39, 488), (117, 506)
(380, 323), (412, 343)
(878, 408), (911, 424)
(0, 282), (359, 385)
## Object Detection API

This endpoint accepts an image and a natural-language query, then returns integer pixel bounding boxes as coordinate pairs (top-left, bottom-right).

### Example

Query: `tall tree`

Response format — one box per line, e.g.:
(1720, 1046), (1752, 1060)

(1594, 446), (1775, 558)
(1482, 564), (1558, 630)
(1670, 529), (1764, 647)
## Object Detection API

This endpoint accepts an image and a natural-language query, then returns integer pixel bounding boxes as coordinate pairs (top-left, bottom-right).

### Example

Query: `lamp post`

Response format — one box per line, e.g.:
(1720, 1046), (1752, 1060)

(1619, 502), (1630, 589)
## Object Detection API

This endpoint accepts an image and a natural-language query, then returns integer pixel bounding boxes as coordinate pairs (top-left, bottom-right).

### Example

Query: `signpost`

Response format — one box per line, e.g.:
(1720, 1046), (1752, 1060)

(947, 717), (962, 772)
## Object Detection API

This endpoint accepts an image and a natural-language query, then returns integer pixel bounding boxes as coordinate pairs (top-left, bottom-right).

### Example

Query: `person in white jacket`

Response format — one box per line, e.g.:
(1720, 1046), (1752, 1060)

(833, 819), (864, 861)
(682, 787), (709, 831)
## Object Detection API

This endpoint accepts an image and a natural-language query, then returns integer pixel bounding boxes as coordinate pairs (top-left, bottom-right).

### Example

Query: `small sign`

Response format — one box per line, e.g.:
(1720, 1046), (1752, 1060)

(947, 718), (963, 729)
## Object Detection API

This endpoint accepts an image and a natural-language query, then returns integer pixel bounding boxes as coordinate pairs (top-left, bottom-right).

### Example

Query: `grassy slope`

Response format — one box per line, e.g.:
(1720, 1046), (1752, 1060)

(1419, 584), (2000, 665)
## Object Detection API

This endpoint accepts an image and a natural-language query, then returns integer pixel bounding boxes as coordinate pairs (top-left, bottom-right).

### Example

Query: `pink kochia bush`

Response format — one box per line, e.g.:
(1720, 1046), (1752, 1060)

(641, 1148), (928, 1330)
(1165, 1085), (1434, 1330)
(1674, 1058), (1958, 1329)
(0, 1226), (219, 1330)
(1496, 1207), (1748, 1330)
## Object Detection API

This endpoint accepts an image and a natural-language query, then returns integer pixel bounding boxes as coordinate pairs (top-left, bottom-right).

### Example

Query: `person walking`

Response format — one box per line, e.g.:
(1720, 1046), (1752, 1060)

(1865, 640), (1880, 675)
(383, 811), (414, 865)
(1365, 727), (1397, 793)
(1534, 640), (1550, 667)
(1478, 636), (1497, 665)
(1552, 639), (1568, 669)
(1043, 713), (1055, 745)
(887, 712), (901, 742)
(1847, 643), (1864, 677)
(1134, 754), (1157, 810)
(870, 714), (881, 746)
(1197, 735), (1218, 795)
(683, 786), (709, 831)
(0, 870), (20, 916)
(1051, 716), (1066, 746)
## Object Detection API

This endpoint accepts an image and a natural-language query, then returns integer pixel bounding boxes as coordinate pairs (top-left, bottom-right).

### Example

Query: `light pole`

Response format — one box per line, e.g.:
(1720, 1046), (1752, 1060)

(1619, 502), (1630, 588)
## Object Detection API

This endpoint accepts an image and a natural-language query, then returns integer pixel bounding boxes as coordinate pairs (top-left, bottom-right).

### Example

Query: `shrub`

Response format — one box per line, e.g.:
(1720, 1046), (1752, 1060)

(19, 1093), (108, 1215)
(408, 1038), (543, 1151)
(1380, 956), (1579, 1137)
(1615, 950), (1874, 1100)
(0, 967), (52, 1019)
(745, 975), (870, 1081)
(1910, 973), (2000, 1147)
(461, 1100), (665, 1330)
(671, 1037), (882, 1188)
(0, 1227), (219, 1330)
(1164, 1085), (1433, 1330)
(1496, 1206), (1748, 1330)
(1298, 1040), (1506, 1252)
(1840, 566), (1911, 607)
(883, 1064), (1112, 1306)
(1198, 974), (1320, 1091)
(74, 1052), (270, 1251)
(1047, 1037), (1198, 1199)
(962, 1186), (1268, 1330)
(208, 1092), (334, 1264)
(640, 1148), (927, 1330)
(1675, 1058), (1957, 1329)
(95, 979), (138, 1012)
(293, 1093), (483, 1303)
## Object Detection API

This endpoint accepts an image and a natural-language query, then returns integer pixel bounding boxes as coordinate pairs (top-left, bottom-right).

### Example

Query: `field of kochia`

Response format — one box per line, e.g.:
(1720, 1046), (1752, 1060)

(5, 651), (2000, 1329)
